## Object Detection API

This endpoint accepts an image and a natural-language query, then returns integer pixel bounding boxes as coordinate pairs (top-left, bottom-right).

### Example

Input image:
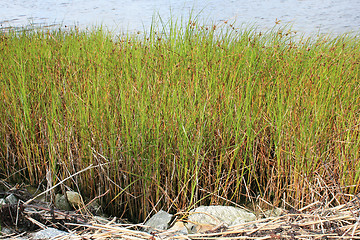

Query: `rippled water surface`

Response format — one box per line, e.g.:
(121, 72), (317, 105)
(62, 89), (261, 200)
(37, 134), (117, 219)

(1, 0), (360, 35)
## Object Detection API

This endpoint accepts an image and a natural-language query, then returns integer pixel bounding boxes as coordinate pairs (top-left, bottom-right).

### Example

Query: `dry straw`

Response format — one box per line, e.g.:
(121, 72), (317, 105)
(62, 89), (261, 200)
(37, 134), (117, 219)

(14, 195), (360, 239)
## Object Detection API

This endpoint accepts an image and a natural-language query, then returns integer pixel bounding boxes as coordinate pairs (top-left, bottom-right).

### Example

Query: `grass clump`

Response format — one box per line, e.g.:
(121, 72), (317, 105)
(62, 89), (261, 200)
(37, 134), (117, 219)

(0, 19), (360, 222)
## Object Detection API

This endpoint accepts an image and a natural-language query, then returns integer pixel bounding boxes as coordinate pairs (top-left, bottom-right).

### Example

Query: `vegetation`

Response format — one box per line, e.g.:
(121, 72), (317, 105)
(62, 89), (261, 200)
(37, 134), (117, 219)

(1, 18), (359, 222)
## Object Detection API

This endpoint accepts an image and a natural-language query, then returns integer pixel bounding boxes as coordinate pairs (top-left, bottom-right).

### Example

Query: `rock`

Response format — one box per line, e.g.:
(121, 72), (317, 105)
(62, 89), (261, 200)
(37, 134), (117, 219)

(167, 221), (188, 235)
(144, 210), (173, 232)
(187, 206), (256, 233)
(1, 227), (28, 240)
(26, 186), (46, 202)
(66, 191), (83, 208)
(30, 228), (70, 239)
(55, 192), (83, 211)
(0, 198), (6, 206)
(263, 207), (285, 218)
(158, 221), (189, 238)
(1, 227), (15, 235)
(5, 194), (18, 205)
(55, 194), (72, 211)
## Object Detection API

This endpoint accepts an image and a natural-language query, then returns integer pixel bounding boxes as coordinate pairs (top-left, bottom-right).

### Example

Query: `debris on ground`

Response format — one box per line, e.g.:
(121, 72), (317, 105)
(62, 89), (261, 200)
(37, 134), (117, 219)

(1, 184), (360, 239)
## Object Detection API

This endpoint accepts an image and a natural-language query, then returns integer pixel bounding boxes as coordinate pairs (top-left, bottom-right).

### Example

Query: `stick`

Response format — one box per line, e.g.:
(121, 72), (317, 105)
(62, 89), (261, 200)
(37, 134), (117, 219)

(24, 163), (105, 205)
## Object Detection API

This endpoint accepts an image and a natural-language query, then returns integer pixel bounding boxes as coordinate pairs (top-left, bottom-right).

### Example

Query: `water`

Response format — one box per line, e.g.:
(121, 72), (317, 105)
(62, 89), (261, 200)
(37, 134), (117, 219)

(1, 0), (360, 35)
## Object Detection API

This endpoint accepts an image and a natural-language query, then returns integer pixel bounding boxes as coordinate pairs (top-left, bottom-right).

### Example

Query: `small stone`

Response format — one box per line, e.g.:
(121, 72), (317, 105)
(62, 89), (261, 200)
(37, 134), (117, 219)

(31, 227), (70, 239)
(167, 221), (188, 235)
(0, 198), (6, 206)
(263, 207), (285, 218)
(66, 191), (83, 208)
(26, 186), (46, 202)
(144, 210), (173, 232)
(1, 227), (15, 235)
(55, 194), (72, 211)
(5, 194), (18, 205)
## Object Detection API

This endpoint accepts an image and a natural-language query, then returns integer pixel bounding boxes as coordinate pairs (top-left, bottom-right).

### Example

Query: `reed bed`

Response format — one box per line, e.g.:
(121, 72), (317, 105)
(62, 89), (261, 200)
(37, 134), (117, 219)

(0, 17), (360, 222)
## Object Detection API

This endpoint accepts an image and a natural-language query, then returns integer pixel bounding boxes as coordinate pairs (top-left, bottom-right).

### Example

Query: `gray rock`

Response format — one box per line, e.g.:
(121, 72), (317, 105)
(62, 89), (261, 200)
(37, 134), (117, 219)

(1, 227), (28, 240)
(55, 194), (72, 211)
(0, 198), (6, 206)
(1, 227), (15, 235)
(66, 191), (83, 208)
(187, 205), (256, 232)
(31, 228), (70, 239)
(5, 194), (18, 205)
(144, 210), (173, 231)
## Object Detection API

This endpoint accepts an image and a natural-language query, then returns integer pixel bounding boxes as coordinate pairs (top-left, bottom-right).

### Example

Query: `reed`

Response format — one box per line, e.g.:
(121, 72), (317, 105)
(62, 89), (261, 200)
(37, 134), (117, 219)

(0, 18), (359, 222)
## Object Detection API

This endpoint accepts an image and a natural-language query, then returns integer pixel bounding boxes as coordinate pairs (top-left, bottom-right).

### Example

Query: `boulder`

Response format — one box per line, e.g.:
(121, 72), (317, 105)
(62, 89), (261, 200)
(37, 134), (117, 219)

(187, 206), (256, 233)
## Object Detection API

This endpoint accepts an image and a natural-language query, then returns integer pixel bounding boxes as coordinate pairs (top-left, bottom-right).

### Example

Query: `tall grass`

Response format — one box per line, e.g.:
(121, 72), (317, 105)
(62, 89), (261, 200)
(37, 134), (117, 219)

(0, 18), (359, 222)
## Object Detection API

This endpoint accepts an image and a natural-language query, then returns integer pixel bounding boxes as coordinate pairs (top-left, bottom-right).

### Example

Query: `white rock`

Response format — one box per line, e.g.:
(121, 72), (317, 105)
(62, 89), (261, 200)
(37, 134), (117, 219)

(144, 210), (173, 231)
(187, 205), (256, 230)
(31, 228), (70, 239)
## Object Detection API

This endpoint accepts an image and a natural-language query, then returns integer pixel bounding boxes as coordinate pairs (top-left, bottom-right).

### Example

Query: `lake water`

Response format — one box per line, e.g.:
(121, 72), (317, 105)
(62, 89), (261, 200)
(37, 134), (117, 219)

(1, 0), (360, 35)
